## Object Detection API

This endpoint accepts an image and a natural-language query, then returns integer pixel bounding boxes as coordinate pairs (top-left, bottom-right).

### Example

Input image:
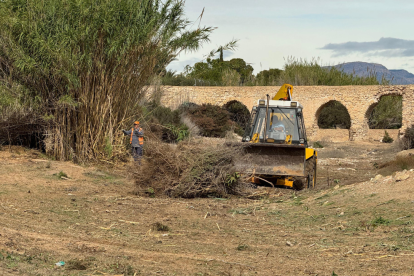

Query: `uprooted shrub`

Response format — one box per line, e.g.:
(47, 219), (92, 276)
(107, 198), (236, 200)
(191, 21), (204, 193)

(184, 104), (235, 137)
(134, 139), (253, 198)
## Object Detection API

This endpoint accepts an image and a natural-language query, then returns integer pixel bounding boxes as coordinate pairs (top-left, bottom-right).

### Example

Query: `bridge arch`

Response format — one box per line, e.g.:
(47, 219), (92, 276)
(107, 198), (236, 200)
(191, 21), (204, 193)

(311, 99), (353, 141)
(317, 100), (351, 129)
(365, 93), (402, 130)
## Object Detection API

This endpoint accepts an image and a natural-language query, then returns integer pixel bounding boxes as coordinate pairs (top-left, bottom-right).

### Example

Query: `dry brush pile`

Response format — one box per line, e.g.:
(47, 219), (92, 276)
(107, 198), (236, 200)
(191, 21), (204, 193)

(134, 138), (254, 198)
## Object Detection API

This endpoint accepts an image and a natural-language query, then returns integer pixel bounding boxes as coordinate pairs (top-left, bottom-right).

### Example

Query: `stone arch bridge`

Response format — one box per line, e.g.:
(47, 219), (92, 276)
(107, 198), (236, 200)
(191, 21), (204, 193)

(158, 85), (414, 141)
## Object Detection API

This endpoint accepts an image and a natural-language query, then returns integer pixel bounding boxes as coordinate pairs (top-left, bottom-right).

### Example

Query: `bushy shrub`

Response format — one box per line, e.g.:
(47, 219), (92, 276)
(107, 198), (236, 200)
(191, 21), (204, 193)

(177, 102), (199, 113)
(382, 131), (394, 143)
(221, 69), (241, 86)
(255, 69), (282, 86)
(161, 73), (196, 86)
(280, 57), (382, 86)
(146, 101), (248, 140)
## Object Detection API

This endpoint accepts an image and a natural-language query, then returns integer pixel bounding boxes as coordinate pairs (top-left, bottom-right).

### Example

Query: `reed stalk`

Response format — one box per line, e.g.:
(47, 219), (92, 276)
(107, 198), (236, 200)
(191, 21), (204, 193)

(0, 0), (212, 161)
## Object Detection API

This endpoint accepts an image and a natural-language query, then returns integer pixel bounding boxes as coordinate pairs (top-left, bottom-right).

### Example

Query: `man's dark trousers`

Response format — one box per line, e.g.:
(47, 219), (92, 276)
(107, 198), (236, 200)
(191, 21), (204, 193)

(132, 146), (143, 163)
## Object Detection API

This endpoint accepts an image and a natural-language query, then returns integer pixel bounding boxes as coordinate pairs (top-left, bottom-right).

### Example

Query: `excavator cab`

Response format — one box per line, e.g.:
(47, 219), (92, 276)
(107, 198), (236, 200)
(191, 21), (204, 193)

(237, 84), (317, 189)
(244, 103), (306, 145)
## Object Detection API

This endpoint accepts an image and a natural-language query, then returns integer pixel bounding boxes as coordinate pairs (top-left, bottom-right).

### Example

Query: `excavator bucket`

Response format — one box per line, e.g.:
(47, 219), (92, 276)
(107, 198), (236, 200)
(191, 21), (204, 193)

(235, 143), (306, 177)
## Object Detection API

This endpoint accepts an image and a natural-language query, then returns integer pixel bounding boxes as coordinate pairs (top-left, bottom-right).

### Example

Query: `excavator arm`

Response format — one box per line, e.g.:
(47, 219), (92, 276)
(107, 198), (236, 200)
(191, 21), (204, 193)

(272, 84), (293, 101)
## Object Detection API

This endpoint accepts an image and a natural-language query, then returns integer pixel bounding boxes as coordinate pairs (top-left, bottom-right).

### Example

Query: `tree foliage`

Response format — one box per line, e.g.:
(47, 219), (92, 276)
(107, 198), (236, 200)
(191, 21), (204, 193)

(179, 40), (255, 86)
(227, 58), (254, 84)
(161, 70), (196, 86)
(164, 56), (388, 86)
(255, 69), (283, 86)
(368, 95), (402, 129)
(318, 101), (351, 129)
(186, 58), (224, 84)
(185, 57), (254, 85)
(0, 0), (212, 161)
(318, 96), (402, 130)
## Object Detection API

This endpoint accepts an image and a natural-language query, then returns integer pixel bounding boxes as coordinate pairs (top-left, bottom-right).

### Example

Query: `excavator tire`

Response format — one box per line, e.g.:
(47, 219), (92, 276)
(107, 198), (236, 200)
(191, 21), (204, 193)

(305, 156), (317, 189)
(293, 178), (305, 190)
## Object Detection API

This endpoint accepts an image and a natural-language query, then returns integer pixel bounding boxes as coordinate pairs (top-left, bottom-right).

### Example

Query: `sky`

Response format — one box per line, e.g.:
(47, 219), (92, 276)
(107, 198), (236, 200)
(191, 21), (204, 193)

(168, 0), (414, 74)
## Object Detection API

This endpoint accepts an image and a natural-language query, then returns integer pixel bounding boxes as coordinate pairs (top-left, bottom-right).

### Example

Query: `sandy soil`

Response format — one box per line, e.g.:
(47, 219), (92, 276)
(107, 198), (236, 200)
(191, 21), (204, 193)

(315, 141), (400, 188)
(0, 142), (413, 276)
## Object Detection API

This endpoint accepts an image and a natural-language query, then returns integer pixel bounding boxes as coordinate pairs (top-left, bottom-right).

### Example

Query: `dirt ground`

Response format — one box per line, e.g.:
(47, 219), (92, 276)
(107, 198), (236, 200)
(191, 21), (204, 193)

(0, 141), (413, 276)
(314, 140), (400, 188)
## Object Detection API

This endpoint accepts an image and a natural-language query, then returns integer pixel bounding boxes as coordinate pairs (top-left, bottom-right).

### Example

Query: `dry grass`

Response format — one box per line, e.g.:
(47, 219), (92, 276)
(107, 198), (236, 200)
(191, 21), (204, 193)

(378, 155), (414, 176)
(318, 149), (346, 159)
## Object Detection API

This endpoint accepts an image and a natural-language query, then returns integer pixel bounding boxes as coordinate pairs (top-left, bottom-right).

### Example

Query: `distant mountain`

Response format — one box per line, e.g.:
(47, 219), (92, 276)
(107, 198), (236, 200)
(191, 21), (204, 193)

(331, 62), (414, 85)
(389, 69), (414, 84)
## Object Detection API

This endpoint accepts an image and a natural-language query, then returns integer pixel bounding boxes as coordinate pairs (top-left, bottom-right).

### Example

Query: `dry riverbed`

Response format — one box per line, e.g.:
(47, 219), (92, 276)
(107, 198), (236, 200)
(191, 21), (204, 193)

(0, 142), (413, 276)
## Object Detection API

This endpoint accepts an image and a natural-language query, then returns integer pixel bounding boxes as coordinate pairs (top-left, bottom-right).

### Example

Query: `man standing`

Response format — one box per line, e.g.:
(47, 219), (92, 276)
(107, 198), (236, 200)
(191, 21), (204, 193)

(123, 121), (144, 163)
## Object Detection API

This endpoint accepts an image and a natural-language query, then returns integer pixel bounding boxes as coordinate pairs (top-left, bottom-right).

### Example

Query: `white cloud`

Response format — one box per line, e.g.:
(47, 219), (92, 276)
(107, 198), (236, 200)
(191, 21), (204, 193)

(321, 38), (414, 57)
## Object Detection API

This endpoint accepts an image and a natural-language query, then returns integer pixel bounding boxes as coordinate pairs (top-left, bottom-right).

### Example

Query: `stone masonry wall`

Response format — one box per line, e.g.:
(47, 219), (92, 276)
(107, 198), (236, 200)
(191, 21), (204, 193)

(157, 85), (414, 141)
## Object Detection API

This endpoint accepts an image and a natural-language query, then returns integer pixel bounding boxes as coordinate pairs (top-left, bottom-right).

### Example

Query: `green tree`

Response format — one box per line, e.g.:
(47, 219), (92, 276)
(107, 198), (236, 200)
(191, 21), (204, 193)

(184, 40), (255, 85)
(186, 57), (253, 85)
(0, 0), (213, 161)
(228, 58), (253, 85)
(186, 58), (224, 83)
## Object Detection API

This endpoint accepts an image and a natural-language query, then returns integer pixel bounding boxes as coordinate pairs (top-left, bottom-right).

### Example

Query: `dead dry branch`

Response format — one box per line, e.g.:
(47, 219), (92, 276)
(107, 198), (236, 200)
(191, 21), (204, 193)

(134, 139), (254, 198)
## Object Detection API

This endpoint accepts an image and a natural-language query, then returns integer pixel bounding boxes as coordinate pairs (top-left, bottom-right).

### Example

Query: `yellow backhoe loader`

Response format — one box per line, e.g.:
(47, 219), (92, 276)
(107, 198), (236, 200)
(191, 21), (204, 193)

(237, 84), (317, 189)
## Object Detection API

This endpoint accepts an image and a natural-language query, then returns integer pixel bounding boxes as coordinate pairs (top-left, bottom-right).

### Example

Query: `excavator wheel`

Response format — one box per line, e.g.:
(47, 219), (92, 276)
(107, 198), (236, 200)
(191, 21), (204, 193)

(293, 178), (305, 190)
(306, 156), (317, 189)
